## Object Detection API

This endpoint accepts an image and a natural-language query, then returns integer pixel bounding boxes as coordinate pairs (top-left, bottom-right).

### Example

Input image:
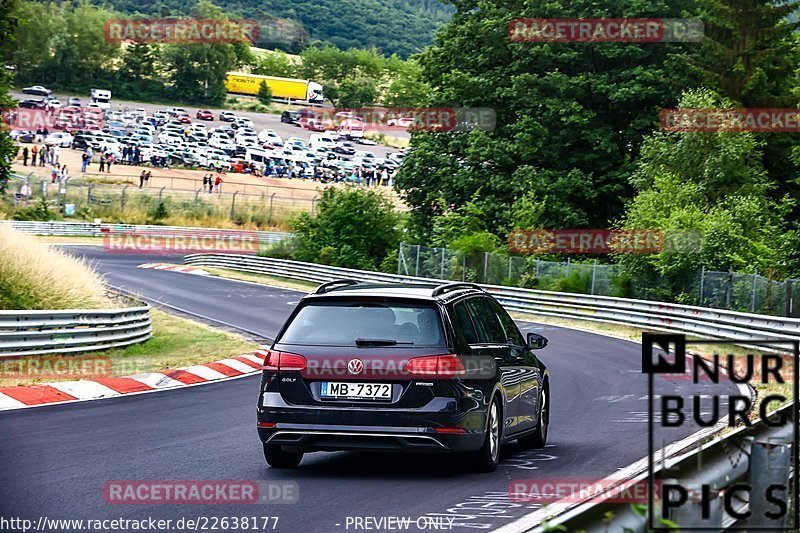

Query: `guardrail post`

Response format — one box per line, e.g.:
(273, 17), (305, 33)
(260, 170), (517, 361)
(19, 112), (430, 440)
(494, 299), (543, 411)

(725, 269), (734, 308)
(566, 256), (571, 277)
(159, 186), (165, 204)
(591, 259), (597, 295)
(311, 195), (318, 217)
(699, 265), (706, 306)
(230, 191), (238, 221)
(40, 180), (47, 198)
(507, 255), (512, 283)
(484, 252), (489, 283)
(121, 185), (128, 210)
(268, 193), (276, 226)
(87, 184), (93, 204)
(415, 244), (421, 277)
(397, 243), (403, 275)
(751, 269), (758, 312)
(442, 248), (447, 280)
(786, 279), (793, 317)
(748, 438), (792, 529)
(195, 188), (200, 209)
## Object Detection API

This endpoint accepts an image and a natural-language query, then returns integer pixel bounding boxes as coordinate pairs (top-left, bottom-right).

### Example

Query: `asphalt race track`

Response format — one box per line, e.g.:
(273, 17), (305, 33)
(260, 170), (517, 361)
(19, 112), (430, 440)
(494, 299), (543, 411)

(0, 247), (741, 532)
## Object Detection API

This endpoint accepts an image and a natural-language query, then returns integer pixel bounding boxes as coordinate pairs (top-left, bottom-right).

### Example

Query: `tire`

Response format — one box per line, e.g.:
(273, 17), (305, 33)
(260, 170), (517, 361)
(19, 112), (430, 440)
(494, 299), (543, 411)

(470, 398), (501, 473)
(263, 444), (303, 469)
(518, 383), (549, 449)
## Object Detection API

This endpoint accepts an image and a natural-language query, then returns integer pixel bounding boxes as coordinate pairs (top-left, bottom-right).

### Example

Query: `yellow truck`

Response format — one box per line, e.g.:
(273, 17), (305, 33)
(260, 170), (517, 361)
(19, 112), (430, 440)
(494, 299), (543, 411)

(225, 73), (324, 103)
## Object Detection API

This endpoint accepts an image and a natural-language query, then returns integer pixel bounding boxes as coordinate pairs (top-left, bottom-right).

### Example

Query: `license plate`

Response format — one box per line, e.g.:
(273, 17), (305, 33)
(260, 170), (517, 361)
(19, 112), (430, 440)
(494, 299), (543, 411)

(320, 382), (392, 400)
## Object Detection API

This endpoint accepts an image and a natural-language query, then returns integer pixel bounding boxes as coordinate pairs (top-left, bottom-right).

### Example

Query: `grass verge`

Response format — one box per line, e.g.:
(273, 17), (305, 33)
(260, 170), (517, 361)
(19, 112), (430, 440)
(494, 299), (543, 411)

(0, 309), (259, 388)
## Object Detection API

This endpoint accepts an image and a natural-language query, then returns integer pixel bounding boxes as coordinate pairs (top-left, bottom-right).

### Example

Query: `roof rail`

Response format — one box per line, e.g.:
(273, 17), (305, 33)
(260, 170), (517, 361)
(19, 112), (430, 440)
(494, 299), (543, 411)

(314, 279), (361, 294)
(431, 282), (483, 297)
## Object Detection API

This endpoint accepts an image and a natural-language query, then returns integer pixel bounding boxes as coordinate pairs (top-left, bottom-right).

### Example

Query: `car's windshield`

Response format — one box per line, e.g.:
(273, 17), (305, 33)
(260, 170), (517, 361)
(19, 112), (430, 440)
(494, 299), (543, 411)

(278, 300), (445, 347)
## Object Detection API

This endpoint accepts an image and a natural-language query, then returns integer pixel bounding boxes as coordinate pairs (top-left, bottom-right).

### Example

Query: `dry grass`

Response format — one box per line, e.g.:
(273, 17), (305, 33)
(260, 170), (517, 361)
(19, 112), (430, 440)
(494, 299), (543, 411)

(0, 225), (113, 310)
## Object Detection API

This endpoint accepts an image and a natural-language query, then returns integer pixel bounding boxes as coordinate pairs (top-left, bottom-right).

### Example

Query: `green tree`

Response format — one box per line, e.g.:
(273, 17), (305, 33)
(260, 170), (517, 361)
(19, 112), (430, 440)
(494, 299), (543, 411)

(257, 80), (273, 105)
(161, 0), (252, 104)
(396, 0), (695, 240)
(616, 89), (795, 300)
(251, 50), (296, 77)
(290, 187), (400, 270)
(683, 0), (800, 219)
(0, 0), (19, 197)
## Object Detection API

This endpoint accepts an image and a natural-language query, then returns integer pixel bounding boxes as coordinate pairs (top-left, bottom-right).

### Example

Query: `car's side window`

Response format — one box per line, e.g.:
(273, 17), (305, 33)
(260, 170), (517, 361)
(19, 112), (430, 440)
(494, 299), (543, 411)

(490, 299), (525, 347)
(465, 298), (507, 344)
(452, 302), (479, 345)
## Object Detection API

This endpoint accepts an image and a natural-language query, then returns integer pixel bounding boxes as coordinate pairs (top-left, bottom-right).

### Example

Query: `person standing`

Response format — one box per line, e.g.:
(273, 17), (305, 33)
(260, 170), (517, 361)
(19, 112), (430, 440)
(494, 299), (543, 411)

(81, 152), (89, 173)
(99, 154), (105, 172)
(22, 146), (28, 166)
(202, 174), (210, 193)
(139, 170), (146, 189)
(144, 170), (151, 188)
(52, 145), (60, 166)
(35, 128), (42, 143)
(39, 145), (46, 166)
(19, 182), (31, 202)
(106, 152), (114, 173)
(214, 174), (222, 193)
(51, 166), (58, 183)
(31, 145), (38, 164)
(60, 164), (69, 182)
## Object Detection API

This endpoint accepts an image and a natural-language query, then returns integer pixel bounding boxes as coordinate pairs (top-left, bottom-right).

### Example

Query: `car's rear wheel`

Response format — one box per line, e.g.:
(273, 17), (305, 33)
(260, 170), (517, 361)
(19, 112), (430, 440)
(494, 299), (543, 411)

(470, 398), (501, 472)
(263, 444), (303, 469)
(519, 383), (549, 449)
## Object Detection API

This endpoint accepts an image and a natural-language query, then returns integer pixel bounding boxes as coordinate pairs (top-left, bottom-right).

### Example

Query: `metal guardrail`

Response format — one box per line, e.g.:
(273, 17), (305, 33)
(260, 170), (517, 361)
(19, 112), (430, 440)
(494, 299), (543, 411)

(0, 297), (152, 357)
(183, 254), (800, 352)
(1, 220), (289, 244)
(527, 403), (797, 532)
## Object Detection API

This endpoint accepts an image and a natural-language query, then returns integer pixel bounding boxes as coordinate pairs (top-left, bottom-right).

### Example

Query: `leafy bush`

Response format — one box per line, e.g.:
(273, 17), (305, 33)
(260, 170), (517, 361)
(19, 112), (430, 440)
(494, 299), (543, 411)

(290, 187), (400, 270)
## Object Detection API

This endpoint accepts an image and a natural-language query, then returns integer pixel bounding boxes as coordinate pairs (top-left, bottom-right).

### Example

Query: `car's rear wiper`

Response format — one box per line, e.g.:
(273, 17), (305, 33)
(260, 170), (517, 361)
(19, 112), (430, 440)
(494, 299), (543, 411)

(354, 338), (414, 347)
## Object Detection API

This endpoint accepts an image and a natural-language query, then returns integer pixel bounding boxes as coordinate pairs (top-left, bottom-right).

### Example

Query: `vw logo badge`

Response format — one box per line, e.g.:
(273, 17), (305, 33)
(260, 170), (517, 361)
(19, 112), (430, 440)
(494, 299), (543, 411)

(348, 359), (364, 374)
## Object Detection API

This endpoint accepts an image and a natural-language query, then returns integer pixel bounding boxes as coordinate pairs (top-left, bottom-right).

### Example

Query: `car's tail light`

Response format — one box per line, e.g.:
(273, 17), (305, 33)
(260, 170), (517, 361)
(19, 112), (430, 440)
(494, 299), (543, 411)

(262, 350), (307, 372)
(403, 355), (465, 378)
(433, 426), (468, 434)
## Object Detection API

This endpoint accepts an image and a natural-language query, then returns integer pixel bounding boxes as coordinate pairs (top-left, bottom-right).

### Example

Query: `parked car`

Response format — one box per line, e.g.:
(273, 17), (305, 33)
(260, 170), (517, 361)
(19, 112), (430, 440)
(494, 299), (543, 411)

(219, 111), (236, 122)
(9, 129), (35, 143)
(256, 281), (551, 472)
(334, 141), (357, 155)
(22, 85), (52, 97)
(281, 110), (300, 124)
(44, 131), (74, 147)
(176, 113), (191, 124)
(18, 99), (45, 109)
(196, 109), (214, 120)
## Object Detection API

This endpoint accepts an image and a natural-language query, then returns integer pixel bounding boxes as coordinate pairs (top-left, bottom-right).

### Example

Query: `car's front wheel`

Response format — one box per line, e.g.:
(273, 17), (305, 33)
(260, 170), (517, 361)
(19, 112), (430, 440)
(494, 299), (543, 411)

(263, 444), (303, 469)
(470, 398), (501, 472)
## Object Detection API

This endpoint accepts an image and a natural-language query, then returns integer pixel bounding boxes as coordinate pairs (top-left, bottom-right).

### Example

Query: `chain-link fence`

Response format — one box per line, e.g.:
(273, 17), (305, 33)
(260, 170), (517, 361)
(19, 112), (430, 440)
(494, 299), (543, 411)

(397, 243), (623, 295)
(398, 243), (800, 317)
(5, 173), (317, 229)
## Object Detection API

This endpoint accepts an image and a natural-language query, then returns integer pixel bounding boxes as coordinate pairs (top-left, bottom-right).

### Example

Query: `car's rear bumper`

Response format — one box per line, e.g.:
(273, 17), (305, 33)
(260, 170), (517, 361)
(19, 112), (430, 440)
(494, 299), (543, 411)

(257, 392), (487, 453)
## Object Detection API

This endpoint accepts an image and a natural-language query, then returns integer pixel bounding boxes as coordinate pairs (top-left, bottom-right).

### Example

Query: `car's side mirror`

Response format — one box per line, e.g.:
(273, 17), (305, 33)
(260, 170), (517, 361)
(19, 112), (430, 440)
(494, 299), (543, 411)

(527, 332), (548, 350)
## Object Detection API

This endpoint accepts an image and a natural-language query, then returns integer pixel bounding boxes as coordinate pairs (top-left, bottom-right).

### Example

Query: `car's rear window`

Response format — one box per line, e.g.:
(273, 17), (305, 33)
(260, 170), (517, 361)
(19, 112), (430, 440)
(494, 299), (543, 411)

(278, 300), (446, 347)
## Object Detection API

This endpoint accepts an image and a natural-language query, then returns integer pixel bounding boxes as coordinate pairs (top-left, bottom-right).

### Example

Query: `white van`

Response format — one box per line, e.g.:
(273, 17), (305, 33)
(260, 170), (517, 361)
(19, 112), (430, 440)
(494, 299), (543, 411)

(309, 134), (337, 151)
(90, 88), (111, 109)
